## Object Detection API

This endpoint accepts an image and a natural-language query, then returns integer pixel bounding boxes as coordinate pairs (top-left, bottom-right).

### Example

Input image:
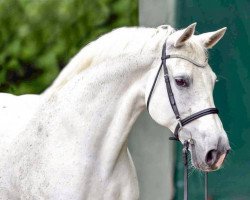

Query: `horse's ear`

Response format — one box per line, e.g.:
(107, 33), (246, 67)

(198, 27), (227, 49)
(174, 23), (196, 47)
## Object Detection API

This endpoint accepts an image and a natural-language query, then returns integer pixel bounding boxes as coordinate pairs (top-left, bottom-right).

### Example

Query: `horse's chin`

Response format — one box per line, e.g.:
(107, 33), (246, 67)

(192, 162), (220, 172)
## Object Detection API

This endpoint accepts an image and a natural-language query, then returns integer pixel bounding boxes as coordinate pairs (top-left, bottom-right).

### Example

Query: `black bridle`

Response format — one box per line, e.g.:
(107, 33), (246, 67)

(147, 42), (219, 200)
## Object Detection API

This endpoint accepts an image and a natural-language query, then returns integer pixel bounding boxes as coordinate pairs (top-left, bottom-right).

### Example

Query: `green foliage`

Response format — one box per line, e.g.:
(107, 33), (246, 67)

(0, 0), (138, 94)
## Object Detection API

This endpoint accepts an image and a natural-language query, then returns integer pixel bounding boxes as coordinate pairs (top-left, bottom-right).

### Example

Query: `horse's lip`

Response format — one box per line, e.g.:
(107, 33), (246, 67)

(193, 162), (218, 172)
(191, 149), (228, 172)
(212, 152), (227, 169)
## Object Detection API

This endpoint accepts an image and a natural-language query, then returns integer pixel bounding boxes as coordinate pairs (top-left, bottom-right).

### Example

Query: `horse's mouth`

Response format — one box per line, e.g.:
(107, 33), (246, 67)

(192, 152), (227, 172)
(211, 152), (227, 170)
(189, 142), (228, 172)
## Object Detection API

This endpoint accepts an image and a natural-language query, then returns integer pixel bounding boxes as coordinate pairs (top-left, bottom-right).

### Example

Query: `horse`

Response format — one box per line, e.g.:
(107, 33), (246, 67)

(0, 23), (230, 199)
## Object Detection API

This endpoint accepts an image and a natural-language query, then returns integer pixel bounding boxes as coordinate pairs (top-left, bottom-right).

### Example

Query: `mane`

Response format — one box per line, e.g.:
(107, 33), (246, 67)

(44, 26), (175, 95)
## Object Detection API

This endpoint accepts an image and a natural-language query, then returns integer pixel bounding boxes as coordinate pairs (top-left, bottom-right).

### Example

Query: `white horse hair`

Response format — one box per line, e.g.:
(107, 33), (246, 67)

(0, 23), (230, 199)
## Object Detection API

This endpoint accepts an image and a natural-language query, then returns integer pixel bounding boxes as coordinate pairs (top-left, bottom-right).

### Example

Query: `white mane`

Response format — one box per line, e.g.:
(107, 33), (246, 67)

(44, 26), (175, 95)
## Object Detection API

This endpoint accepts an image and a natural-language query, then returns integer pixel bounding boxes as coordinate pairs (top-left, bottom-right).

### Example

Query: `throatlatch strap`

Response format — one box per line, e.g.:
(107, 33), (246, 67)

(146, 63), (163, 110)
(162, 43), (180, 119)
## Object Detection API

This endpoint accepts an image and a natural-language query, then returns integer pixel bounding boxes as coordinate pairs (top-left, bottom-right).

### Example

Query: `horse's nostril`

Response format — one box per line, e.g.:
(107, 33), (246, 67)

(205, 149), (217, 166)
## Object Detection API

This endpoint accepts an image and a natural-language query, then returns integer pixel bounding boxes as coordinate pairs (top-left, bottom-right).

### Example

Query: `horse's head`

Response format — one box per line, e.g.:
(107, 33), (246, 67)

(146, 23), (230, 171)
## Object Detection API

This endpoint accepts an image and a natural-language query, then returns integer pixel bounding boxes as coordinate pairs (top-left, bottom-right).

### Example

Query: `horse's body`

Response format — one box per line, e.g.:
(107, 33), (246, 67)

(0, 24), (230, 199)
(0, 27), (170, 199)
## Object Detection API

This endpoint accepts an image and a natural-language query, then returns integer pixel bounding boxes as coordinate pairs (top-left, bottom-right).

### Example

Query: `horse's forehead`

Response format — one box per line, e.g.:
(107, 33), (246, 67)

(167, 41), (211, 76)
(192, 65), (216, 94)
(202, 65), (216, 83)
(168, 57), (215, 86)
(169, 40), (207, 61)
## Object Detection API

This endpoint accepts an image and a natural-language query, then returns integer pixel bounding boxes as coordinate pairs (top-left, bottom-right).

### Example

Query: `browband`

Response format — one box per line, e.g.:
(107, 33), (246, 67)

(163, 54), (207, 68)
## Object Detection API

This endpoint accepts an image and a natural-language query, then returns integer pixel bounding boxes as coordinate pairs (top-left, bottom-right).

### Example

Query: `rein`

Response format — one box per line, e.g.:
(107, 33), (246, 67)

(147, 42), (219, 200)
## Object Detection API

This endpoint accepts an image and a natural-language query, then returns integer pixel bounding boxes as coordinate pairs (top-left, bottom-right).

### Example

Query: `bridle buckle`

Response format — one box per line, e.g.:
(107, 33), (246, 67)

(177, 117), (183, 129)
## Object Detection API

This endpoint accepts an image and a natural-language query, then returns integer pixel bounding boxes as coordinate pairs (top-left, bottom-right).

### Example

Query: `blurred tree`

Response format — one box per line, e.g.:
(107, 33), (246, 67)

(0, 0), (138, 94)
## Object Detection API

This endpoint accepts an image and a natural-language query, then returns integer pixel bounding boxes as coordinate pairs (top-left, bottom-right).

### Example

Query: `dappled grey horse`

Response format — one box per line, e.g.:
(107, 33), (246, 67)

(0, 23), (230, 199)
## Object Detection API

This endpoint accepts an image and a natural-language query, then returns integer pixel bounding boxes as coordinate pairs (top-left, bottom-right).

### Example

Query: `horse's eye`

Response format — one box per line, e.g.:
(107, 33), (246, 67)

(175, 77), (189, 87)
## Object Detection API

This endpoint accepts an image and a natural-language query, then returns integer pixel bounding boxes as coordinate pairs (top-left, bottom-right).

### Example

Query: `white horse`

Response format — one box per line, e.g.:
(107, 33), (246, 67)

(0, 23), (230, 199)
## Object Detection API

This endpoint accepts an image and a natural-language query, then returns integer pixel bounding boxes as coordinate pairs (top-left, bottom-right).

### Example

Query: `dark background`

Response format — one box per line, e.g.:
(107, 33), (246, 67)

(175, 1), (250, 199)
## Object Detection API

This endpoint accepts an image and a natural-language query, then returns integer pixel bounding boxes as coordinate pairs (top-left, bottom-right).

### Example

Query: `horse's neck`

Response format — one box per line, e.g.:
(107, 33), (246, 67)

(45, 54), (157, 173)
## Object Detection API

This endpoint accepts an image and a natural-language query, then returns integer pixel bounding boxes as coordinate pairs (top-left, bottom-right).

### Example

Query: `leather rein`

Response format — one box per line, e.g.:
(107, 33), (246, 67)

(147, 42), (219, 200)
